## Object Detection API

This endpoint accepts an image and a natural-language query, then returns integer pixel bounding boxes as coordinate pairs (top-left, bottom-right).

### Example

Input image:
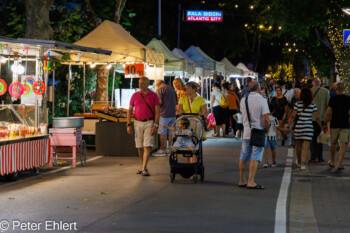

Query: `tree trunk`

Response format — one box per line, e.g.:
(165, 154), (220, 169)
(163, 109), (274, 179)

(83, 0), (99, 28)
(114, 0), (127, 23)
(25, 0), (54, 39)
(96, 66), (109, 102)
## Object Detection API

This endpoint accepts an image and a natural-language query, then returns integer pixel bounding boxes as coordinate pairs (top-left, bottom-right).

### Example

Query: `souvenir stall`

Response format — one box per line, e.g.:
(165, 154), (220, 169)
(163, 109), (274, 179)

(72, 20), (164, 156)
(220, 58), (244, 89)
(185, 46), (225, 102)
(0, 36), (111, 179)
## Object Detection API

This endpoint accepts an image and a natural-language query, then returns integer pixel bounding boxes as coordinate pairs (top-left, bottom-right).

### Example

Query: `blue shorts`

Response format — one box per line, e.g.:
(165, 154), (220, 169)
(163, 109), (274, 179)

(264, 138), (276, 150)
(158, 116), (176, 135)
(240, 139), (264, 162)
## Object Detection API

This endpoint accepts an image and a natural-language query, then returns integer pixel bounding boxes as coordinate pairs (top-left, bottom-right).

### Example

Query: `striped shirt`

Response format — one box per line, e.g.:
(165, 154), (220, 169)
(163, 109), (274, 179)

(293, 101), (317, 141)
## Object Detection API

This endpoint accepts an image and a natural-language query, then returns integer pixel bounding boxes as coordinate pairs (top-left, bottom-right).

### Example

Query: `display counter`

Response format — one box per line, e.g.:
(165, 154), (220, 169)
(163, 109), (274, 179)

(0, 135), (49, 176)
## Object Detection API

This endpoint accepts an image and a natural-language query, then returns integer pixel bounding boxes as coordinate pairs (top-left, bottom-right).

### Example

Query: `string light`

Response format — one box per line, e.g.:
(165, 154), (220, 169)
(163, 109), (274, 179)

(250, 5), (254, 10)
(235, 4), (238, 8)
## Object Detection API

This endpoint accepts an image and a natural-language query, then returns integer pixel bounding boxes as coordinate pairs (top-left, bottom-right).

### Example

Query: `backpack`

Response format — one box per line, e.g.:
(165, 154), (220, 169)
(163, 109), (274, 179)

(215, 91), (229, 108)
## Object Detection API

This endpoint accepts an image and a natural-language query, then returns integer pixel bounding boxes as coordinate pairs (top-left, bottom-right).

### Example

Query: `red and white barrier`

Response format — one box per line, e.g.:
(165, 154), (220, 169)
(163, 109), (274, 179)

(0, 138), (49, 176)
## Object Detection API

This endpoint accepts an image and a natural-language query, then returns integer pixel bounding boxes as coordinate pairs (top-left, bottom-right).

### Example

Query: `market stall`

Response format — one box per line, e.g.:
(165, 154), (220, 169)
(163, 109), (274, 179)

(147, 38), (195, 80)
(0, 36), (111, 178)
(73, 20), (165, 156)
(184, 46), (225, 101)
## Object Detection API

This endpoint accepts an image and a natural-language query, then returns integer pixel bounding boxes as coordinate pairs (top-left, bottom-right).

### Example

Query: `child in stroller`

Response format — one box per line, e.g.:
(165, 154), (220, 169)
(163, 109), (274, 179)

(164, 117), (195, 153)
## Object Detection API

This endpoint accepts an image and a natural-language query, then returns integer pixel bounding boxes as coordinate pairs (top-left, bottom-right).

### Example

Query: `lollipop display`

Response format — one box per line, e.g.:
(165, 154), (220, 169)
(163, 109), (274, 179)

(33, 81), (46, 95)
(9, 81), (24, 98)
(21, 81), (33, 97)
(0, 78), (7, 96)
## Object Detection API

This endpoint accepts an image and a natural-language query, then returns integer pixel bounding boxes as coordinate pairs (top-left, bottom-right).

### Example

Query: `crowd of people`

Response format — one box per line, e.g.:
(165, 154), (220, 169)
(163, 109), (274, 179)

(126, 76), (350, 187)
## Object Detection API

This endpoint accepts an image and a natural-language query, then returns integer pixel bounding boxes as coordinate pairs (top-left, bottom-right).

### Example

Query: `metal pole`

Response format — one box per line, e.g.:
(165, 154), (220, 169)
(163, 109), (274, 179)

(158, 0), (161, 39)
(111, 69), (116, 107)
(177, 3), (181, 48)
(52, 68), (55, 118)
(35, 56), (39, 127)
(67, 64), (71, 116)
(83, 63), (86, 113)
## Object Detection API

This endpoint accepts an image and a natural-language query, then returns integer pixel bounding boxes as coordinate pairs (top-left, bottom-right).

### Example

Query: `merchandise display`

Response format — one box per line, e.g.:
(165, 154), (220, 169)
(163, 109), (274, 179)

(0, 78), (7, 96)
(9, 81), (24, 98)
(33, 81), (46, 95)
(21, 81), (33, 97)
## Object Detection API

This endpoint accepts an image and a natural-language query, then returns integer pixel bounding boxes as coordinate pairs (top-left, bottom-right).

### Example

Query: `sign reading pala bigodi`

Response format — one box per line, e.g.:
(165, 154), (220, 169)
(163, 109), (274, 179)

(186, 11), (223, 22)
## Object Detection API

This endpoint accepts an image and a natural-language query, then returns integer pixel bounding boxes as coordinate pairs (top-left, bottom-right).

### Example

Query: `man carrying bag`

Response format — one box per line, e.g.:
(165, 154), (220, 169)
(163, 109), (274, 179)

(238, 81), (270, 190)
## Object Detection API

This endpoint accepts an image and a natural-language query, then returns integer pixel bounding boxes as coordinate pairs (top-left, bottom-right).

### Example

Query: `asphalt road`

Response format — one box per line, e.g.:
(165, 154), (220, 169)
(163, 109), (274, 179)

(0, 138), (289, 233)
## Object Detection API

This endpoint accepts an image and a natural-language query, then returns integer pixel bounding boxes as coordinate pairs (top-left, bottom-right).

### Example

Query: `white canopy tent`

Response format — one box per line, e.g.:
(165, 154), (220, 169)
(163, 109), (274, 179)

(236, 62), (258, 79)
(220, 58), (244, 79)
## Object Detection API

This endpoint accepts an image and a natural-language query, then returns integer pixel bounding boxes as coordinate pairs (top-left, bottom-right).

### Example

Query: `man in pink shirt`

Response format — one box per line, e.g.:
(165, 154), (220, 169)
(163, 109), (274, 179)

(127, 77), (160, 176)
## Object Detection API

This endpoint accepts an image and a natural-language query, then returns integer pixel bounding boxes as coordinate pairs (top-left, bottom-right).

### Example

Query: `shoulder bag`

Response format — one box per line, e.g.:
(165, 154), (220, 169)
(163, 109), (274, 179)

(245, 95), (266, 147)
(140, 92), (155, 117)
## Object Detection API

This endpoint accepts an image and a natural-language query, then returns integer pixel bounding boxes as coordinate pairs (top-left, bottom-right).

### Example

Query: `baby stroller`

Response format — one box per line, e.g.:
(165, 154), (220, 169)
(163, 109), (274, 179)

(169, 114), (204, 184)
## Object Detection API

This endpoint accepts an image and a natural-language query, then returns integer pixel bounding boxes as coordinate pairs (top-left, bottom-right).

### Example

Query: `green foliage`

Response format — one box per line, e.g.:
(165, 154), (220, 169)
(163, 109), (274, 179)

(0, 0), (25, 38)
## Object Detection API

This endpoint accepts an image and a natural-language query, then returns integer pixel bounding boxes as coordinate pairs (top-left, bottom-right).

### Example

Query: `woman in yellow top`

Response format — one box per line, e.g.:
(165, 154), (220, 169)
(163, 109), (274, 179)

(177, 82), (208, 118)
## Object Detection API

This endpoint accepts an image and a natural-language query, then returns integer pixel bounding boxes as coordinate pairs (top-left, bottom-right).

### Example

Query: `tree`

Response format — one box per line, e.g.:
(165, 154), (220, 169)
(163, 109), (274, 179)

(25, 0), (54, 39)
(83, 0), (127, 102)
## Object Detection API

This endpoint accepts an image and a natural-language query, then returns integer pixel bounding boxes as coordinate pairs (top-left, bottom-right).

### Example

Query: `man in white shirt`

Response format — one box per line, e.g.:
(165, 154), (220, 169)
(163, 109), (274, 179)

(238, 81), (270, 190)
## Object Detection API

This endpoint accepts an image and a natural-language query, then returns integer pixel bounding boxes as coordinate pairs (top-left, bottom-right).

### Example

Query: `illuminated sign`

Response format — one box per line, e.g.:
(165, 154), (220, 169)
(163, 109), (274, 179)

(125, 63), (145, 78)
(186, 11), (223, 22)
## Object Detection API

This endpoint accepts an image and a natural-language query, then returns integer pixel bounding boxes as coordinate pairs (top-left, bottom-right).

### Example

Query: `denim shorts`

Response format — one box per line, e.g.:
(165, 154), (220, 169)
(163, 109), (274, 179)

(240, 139), (264, 162)
(264, 138), (277, 150)
(158, 116), (176, 135)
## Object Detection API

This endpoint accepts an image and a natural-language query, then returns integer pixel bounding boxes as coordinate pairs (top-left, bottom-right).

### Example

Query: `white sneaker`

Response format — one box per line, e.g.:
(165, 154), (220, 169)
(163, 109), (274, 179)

(271, 162), (278, 167)
(152, 149), (166, 157)
(301, 165), (307, 170)
(263, 163), (269, 168)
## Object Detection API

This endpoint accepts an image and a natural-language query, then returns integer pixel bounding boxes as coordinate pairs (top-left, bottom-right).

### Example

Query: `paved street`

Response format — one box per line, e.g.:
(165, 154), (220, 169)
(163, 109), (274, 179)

(0, 137), (349, 233)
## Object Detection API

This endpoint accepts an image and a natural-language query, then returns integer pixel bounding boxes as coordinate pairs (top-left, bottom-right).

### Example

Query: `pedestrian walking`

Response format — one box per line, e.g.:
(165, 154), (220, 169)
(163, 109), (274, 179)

(263, 104), (281, 168)
(233, 111), (243, 139)
(154, 80), (177, 156)
(270, 86), (289, 145)
(127, 77), (160, 176)
(240, 77), (252, 98)
(310, 79), (329, 163)
(223, 82), (240, 136)
(173, 77), (186, 102)
(210, 82), (228, 137)
(324, 83), (350, 170)
(288, 88), (301, 147)
(238, 81), (270, 189)
(285, 87), (324, 170)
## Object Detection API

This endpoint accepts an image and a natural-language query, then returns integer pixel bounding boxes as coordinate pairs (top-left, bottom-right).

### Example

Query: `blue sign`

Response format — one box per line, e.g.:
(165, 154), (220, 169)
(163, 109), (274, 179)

(186, 11), (223, 22)
(344, 29), (350, 45)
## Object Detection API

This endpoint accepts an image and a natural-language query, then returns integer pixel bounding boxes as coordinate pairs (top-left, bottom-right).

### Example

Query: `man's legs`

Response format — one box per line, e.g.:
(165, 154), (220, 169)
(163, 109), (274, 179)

(159, 135), (166, 151)
(142, 147), (151, 171)
(239, 160), (247, 185)
(247, 160), (259, 187)
(167, 134), (173, 147)
(338, 143), (346, 168)
(330, 143), (336, 165)
(310, 121), (321, 161)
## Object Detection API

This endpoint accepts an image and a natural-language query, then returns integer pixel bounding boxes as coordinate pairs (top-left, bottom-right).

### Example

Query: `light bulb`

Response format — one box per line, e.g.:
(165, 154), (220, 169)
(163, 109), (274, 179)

(90, 63), (96, 68)
(106, 64), (112, 69)
(11, 62), (25, 74)
(0, 57), (6, 63)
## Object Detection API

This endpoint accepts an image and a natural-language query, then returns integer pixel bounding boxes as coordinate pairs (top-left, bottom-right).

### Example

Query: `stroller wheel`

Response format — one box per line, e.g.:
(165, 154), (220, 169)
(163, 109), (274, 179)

(170, 172), (175, 183)
(201, 166), (205, 182)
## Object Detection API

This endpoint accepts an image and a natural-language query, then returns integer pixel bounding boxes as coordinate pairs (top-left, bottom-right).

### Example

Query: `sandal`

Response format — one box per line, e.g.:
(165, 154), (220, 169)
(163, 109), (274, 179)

(141, 170), (150, 176)
(211, 134), (219, 137)
(328, 161), (335, 168)
(247, 184), (265, 190)
(137, 168), (147, 174)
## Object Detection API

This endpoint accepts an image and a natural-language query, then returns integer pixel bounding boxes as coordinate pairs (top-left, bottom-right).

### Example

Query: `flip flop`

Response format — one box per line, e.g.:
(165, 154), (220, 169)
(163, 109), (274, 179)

(238, 184), (247, 188)
(338, 167), (345, 170)
(141, 170), (150, 176)
(328, 161), (335, 168)
(247, 184), (265, 190)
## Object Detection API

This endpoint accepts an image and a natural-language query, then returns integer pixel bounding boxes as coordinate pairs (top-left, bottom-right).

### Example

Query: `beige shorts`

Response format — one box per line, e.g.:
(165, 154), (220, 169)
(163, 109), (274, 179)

(330, 128), (349, 144)
(134, 120), (155, 148)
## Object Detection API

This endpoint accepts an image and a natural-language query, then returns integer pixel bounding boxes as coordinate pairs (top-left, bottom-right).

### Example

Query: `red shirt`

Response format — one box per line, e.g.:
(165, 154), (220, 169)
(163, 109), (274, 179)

(130, 90), (160, 120)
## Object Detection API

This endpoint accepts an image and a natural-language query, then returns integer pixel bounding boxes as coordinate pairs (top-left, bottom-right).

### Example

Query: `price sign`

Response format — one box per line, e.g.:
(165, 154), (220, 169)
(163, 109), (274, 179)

(125, 63), (145, 78)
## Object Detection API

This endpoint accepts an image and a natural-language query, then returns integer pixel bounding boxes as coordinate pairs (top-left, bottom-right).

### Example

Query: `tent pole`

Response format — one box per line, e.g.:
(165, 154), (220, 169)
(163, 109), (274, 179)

(83, 63), (86, 113)
(111, 69), (116, 107)
(67, 64), (71, 116)
(177, 3), (181, 48)
(52, 68), (55, 118)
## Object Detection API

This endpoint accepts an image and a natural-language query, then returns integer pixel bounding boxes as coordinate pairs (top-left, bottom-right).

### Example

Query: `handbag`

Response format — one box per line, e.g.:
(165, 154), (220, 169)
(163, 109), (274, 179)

(245, 95), (266, 147)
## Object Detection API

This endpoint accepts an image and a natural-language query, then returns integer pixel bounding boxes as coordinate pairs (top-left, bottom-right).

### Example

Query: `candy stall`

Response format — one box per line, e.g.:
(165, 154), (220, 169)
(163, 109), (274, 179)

(0, 36), (111, 180)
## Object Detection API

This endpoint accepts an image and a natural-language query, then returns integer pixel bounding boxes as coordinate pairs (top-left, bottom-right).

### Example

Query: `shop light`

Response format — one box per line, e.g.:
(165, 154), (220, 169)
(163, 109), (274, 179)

(285, 43), (289, 46)
(106, 64), (112, 69)
(0, 57), (6, 63)
(11, 62), (25, 74)
(90, 63), (96, 68)
(235, 79), (241, 90)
